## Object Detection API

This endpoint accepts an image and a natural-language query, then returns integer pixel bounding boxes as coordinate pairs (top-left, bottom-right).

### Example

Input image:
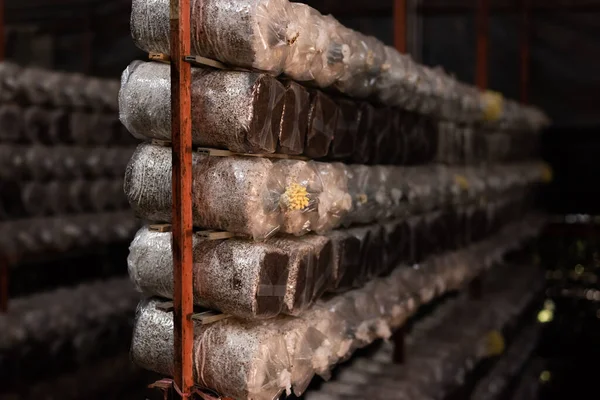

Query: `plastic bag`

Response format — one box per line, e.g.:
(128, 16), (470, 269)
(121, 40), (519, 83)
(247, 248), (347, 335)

(119, 61), (284, 153)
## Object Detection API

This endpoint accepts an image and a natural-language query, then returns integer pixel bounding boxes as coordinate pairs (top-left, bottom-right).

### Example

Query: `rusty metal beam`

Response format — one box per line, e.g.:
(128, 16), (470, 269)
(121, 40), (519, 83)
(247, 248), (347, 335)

(394, 0), (408, 53)
(170, 0), (194, 397)
(520, 0), (530, 104)
(475, 0), (490, 90)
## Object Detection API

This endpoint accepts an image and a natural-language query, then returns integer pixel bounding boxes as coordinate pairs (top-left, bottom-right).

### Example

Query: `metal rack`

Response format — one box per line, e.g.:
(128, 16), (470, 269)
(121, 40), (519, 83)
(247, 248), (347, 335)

(163, 0), (410, 397)
(151, 0), (532, 397)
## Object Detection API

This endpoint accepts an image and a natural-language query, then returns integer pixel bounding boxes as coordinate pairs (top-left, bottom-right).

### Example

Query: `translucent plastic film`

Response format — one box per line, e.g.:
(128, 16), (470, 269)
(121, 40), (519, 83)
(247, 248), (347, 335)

(130, 216), (545, 400)
(119, 61), (285, 153)
(128, 227), (336, 319)
(124, 142), (548, 238)
(126, 144), (352, 238)
(306, 273), (541, 400)
(127, 186), (540, 320)
(129, 1), (549, 128)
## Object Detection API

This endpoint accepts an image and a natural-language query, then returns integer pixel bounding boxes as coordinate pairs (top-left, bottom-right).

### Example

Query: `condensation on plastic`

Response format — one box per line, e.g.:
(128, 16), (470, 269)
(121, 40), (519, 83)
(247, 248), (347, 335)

(350, 103), (374, 164)
(132, 298), (293, 400)
(278, 81), (310, 155)
(128, 226), (290, 319)
(124, 143), (281, 239)
(125, 141), (546, 238)
(130, 217), (544, 400)
(343, 165), (378, 225)
(127, 181), (537, 322)
(330, 98), (360, 160)
(304, 90), (338, 159)
(313, 162), (353, 233)
(119, 61), (284, 153)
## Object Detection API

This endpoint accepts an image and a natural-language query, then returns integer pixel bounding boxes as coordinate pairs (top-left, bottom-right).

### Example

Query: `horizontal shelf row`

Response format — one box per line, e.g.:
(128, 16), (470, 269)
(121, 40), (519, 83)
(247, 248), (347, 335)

(131, 216), (544, 399)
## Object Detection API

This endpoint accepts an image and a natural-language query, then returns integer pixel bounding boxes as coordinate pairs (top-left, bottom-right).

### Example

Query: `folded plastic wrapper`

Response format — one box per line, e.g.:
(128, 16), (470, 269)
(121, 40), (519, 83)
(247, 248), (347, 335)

(129, 0), (549, 128)
(125, 142), (547, 238)
(119, 61), (285, 154)
(130, 216), (545, 400)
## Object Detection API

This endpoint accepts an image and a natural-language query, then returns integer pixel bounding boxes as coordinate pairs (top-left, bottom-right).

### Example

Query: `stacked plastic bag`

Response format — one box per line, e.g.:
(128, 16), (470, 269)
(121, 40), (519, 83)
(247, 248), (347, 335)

(119, 61), (543, 165)
(0, 63), (138, 264)
(130, 217), (544, 399)
(130, 0), (549, 129)
(128, 188), (539, 319)
(0, 278), (139, 387)
(304, 286), (541, 400)
(123, 2), (551, 398)
(125, 142), (546, 239)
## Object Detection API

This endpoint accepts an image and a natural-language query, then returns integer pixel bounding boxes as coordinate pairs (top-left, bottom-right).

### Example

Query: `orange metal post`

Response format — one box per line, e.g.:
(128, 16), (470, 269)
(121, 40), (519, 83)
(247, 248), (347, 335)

(475, 0), (489, 90)
(520, 0), (530, 104)
(394, 0), (408, 53)
(170, 0), (194, 397)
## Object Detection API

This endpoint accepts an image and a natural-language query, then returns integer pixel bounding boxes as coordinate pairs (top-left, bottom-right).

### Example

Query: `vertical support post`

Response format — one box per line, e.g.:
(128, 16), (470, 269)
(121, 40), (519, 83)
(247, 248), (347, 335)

(394, 0), (408, 53)
(392, 326), (406, 364)
(0, 259), (7, 312)
(475, 0), (490, 90)
(519, 0), (530, 104)
(170, 0), (194, 397)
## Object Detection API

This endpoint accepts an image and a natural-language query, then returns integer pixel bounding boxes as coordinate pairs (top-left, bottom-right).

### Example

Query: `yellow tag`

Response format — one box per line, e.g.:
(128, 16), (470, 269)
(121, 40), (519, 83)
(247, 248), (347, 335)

(482, 91), (504, 122)
(484, 330), (505, 356)
(541, 163), (553, 183)
(455, 175), (470, 190)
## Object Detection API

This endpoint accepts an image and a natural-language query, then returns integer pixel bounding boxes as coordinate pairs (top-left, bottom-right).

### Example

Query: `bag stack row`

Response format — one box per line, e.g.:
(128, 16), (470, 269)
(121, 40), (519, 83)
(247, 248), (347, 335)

(0, 63), (139, 260)
(124, 0), (550, 398)
(303, 265), (542, 400)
